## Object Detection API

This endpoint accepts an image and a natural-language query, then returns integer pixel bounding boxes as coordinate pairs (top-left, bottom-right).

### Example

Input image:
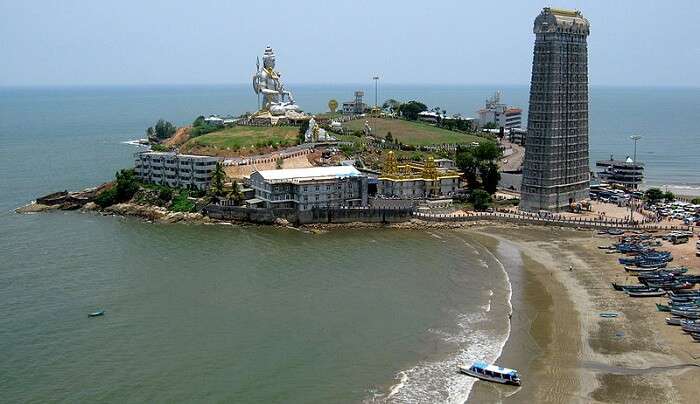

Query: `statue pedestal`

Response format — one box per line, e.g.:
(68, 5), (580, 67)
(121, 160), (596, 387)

(250, 110), (309, 126)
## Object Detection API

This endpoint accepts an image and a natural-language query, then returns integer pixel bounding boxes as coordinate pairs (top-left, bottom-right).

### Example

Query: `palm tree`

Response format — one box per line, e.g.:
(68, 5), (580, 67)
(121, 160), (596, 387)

(228, 180), (243, 204)
(210, 162), (225, 197)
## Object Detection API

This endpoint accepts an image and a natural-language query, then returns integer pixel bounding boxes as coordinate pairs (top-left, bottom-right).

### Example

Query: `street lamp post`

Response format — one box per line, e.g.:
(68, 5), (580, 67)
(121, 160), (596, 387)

(630, 135), (641, 162)
(372, 76), (379, 108)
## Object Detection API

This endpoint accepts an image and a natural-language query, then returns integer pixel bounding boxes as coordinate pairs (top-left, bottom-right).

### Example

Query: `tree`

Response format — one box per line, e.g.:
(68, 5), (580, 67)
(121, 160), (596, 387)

(155, 119), (177, 139)
(209, 162), (225, 197)
(692, 198), (700, 205)
(644, 188), (664, 204)
(328, 99), (338, 113)
(382, 99), (402, 114)
(456, 149), (479, 187)
(473, 141), (503, 162)
(482, 122), (498, 130)
(228, 180), (243, 205)
(95, 169), (140, 208)
(298, 120), (310, 143)
(192, 115), (205, 127)
(456, 142), (503, 192)
(663, 191), (675, 201)
(470, 189), (492, 211)
(114, 169), (139, 202)
(398, 100), (428, 120)
(480, 162), (501, 194)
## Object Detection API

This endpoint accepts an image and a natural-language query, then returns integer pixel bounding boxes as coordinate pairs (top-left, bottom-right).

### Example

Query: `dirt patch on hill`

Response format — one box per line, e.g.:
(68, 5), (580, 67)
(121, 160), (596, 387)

(164, 126), (191, 147)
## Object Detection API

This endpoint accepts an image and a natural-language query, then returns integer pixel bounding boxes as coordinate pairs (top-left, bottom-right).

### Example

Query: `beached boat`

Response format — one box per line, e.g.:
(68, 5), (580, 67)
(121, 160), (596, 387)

(627, 289), (666, 297)
(625, 266), (665, 272)
(672, 309), (700, 319)
(666, 317), (682, 326)
(657, 303), (672, 312)
(612, 282), (648, 291)
(691, 333), (700, 342)
(458, 361), (521, 386)
(681, 322), (700, 333)
(88, 310), (105, 317)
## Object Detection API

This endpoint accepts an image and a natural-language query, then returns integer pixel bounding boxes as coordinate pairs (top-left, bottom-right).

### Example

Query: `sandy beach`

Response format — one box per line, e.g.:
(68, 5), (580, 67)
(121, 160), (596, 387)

(466, 225), (700, 403)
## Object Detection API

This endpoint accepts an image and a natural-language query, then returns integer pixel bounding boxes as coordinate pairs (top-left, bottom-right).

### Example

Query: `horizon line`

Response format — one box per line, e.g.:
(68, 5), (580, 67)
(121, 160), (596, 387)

(1, 82), (698, 90)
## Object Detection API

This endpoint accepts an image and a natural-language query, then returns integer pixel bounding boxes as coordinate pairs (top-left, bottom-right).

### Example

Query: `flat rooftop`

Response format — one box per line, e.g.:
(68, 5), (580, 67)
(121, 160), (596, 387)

(256, 166), (362, 181)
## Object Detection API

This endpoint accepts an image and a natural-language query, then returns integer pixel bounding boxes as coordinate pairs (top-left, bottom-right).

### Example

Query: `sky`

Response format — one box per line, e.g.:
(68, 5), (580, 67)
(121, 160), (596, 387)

(2, 0), (699, 87)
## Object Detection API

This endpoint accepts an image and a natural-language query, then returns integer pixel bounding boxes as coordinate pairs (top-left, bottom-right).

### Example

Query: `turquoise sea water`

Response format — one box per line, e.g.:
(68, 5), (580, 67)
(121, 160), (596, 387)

(0, 85), (697, 402)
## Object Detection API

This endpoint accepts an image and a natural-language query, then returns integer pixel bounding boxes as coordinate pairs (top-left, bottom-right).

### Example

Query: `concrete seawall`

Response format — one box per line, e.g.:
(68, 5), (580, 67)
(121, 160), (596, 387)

(204, 203), (691, 231)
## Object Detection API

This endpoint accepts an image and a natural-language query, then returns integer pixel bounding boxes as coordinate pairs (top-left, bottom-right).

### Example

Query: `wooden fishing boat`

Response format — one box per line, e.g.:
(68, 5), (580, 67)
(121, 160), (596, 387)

(666, 317), (682, 326)
(612, 283), (648, 291)
(656, 303), (671, 312)
(88, 310), (105, 317)
(627, 289), (666, 298)
(672, 309), (700, 319)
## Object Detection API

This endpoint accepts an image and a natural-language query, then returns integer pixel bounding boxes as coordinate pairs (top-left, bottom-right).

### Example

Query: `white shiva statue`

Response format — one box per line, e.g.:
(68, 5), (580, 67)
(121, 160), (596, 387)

(252, 46), (301, 116)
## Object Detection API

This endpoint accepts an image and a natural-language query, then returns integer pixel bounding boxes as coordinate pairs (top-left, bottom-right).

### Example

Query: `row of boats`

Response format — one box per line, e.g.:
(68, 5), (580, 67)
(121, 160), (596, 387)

(606, 235), (700, 342)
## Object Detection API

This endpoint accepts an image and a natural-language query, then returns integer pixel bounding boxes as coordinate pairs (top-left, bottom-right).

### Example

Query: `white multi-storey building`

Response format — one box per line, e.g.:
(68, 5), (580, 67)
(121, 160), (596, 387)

(477, 91), (522, 130)
(134, 151), (219, 190)
(249, 166), (368, 211)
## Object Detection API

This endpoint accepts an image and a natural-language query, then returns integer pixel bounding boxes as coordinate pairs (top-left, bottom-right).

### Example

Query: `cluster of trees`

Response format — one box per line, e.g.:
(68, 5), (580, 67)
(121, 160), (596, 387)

(381, 99), (474, 132)
(95, 169), (140, 208)
(190, 116), (219, 138)
(209, 162), (243, 204)
(644, 188), (676, 204)
(382, 99), (429, 120)
(146, 119), (177, 140)
(440, 116), (474, 132)
(398, 100), (428, 121)
(455, 142), (503, 210)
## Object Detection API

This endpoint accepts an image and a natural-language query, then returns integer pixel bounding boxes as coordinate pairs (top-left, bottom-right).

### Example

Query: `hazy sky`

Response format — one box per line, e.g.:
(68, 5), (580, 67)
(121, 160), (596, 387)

(2, 0), (699, 87)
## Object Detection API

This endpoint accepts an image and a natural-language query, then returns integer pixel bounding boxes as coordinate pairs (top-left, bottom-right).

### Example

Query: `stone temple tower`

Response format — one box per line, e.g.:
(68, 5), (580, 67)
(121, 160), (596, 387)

(520, 8), (590, 212)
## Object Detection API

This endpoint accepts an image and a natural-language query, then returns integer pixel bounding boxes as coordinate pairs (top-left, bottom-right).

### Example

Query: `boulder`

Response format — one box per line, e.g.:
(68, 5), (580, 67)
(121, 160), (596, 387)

(274, 217), (290, 226)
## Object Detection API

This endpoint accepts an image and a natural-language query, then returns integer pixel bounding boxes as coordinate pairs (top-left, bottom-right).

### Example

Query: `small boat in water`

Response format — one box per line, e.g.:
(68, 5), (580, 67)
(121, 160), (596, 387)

(88, 310), (105, 317)
(458, 361), (521, 386)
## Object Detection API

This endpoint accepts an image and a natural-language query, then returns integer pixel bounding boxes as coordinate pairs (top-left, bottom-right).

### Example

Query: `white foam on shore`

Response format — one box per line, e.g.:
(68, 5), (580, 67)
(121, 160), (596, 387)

(378, 243), (514, 404)
(121, 139), (149, 147)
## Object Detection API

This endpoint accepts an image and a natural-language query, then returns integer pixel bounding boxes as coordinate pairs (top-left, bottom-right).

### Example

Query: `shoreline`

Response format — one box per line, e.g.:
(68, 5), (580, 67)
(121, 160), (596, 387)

(14, 201), (700, 401)
(468, 226), (700, 403)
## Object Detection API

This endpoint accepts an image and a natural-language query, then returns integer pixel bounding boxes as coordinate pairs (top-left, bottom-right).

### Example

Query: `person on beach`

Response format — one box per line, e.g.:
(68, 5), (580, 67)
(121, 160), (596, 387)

(569, 265), (573, 271)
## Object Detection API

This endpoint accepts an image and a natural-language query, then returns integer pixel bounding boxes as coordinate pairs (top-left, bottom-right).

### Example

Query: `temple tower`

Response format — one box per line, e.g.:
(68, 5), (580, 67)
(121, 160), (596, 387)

(520, 8), (590, 212)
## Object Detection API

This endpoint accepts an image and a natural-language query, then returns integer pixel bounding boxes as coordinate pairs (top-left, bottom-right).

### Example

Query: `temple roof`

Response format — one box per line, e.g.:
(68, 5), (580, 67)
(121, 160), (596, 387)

(534, 7), (590, 35)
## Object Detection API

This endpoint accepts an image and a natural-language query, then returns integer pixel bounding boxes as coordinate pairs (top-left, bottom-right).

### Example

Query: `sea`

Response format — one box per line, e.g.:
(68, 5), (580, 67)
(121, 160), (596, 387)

(0, 84), (698, 403)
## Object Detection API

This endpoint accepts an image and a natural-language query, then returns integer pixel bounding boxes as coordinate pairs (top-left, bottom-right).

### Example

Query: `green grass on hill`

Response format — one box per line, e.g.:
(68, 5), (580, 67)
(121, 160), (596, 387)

(342, 117), (484, 146)
(181, 126), (299, 155)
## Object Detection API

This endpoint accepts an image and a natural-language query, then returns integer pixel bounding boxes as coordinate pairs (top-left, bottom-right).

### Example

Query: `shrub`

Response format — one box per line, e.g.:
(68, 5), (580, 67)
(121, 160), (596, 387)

(470, 189), (492, 211)
(95, 187), (118, 208)
(94, 169), (140, 208)
(170, 191), (195, 212)
(151, 143), (170, 152)
(158, 187), (173, 202)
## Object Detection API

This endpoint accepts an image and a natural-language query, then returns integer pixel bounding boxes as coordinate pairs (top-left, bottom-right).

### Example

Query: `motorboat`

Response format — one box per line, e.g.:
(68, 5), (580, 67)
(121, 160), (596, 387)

(458, 361), (521, 386)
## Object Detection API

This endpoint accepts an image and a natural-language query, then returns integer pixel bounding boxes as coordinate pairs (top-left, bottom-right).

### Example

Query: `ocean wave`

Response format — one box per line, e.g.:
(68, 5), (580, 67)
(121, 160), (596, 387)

(121, 139), (149, 147)
(374, 247), (514, 404)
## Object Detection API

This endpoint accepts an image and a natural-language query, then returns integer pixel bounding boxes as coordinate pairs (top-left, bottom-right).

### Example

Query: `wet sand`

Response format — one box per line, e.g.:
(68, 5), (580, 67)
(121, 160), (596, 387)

(466, 226), (700, 403)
